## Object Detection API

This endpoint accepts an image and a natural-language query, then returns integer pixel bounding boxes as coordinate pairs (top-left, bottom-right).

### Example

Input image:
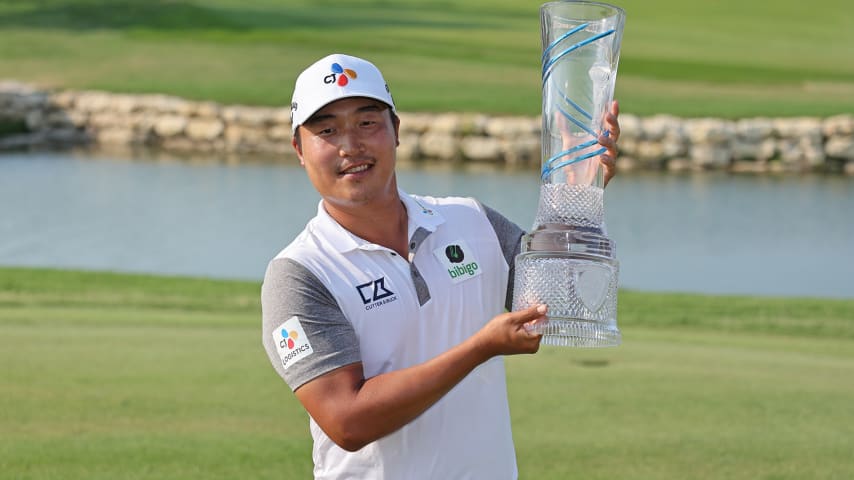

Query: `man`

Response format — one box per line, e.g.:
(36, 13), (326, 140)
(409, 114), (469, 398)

(262, 53), (620, 479)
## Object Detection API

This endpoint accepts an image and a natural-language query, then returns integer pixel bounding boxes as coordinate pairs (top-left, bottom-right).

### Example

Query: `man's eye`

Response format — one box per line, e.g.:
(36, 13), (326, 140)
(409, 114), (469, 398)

(318, 128), (334, 135)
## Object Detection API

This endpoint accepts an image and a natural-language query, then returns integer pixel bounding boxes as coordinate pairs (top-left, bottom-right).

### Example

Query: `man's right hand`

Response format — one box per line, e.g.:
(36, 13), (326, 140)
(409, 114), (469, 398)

(473, 304), (547, 357)
(294, 304), (547, 452)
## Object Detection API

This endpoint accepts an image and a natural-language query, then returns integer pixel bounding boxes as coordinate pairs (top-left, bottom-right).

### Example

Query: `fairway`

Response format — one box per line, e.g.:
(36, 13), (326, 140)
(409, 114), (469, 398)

(1, 267), (853, 479)
(0, 0), (852, 117)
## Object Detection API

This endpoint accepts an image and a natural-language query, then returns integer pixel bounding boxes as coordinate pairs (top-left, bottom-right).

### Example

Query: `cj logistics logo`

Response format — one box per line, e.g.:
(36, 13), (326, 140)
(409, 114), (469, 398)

(279, 327), (300, 350)
(324, 62), (358, 86)
(273, 316), (313, 371)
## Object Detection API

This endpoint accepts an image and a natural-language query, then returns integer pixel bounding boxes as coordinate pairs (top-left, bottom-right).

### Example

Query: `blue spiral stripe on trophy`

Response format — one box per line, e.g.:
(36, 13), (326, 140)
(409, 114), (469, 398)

(541, 29), (616, 83)
(541, 147), (607, 180)
(559, 89), (593, 120)
(542, 28), (616, 76)
(540, 138), (600, 176)
(541, 147), (605, 180)
(557, 104), (598, 137)
(541, 23), (589, 64)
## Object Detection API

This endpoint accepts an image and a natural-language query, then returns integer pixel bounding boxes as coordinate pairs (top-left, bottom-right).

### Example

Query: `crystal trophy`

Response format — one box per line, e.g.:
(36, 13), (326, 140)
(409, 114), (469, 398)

(512, 1), (625, 347)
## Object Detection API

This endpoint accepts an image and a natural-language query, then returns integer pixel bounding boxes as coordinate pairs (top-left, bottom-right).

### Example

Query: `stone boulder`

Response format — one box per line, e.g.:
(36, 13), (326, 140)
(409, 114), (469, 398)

(823, 114), (854, 137)
(826, 137), (854, 160)
(460, 136), (502, 162)
(484, 116), (539, 138)
(153, 115), (187, 137)
(686, 118), (734, 145)
(186, 118), (225, 141)
(419, 131), (460, 161)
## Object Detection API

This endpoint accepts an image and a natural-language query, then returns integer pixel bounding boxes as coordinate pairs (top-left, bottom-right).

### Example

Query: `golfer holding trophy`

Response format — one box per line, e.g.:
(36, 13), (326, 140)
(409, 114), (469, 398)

(262, 2), (625, 478)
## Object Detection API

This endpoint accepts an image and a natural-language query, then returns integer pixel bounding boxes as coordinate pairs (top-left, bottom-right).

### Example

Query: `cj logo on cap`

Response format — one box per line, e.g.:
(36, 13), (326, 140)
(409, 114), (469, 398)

(324, 63), (358, 86)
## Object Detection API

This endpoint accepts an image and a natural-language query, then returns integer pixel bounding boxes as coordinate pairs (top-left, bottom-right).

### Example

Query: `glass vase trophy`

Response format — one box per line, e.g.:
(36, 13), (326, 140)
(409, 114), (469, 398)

(512, 1), (625, 347)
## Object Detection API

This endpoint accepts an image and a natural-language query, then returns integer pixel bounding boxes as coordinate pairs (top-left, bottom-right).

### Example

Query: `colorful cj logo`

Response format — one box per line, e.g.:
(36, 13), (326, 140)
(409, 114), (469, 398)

(280, 328), (299, 350)
(323, 63), (358, 86)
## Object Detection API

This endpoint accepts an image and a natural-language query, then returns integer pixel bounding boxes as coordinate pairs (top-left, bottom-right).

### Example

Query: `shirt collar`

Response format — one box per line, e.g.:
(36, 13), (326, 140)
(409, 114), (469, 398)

(399, 188), (445, 234)
(313, 189), (446, 254)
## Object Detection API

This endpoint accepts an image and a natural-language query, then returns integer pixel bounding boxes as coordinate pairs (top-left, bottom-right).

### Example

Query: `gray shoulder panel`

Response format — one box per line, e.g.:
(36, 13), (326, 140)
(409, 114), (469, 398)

(481, 203), (526, 311)
(261, 257), (362, 391)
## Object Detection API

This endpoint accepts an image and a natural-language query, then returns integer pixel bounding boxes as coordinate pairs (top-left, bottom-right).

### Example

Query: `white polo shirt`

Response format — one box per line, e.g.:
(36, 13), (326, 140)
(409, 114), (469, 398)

(262, 189), (525, 479)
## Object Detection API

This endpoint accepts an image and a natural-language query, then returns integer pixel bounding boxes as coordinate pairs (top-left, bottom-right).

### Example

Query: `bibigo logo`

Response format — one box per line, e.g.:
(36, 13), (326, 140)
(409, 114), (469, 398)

(324, 63), (358, 86)
(433, 239), (483, 284)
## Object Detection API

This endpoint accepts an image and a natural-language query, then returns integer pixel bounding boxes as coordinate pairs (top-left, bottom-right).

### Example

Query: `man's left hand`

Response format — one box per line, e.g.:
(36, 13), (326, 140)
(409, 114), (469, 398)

(598, 100), (620, 187)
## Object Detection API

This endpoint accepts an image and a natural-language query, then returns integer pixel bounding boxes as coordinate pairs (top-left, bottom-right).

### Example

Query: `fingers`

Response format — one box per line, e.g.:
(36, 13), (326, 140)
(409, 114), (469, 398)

(599, 133), (617, 164)
(522, 315), (549, 335)
(509, 304), (548, 325)
(477, 304), (547, 357)
(513, 304), (549, 339)
(501, 304), (548, 336)
(601, 156), (617, 187)
(605, 100), (620, 140)
(598, 130), (616, 151)
(599, 100), (620, 187)
(600, 151), (617, 187)
(598, 130), (617, 163)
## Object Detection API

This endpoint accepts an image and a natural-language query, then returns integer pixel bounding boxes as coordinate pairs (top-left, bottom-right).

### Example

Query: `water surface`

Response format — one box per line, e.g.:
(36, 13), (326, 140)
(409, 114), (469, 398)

(1, 151), (851, 298)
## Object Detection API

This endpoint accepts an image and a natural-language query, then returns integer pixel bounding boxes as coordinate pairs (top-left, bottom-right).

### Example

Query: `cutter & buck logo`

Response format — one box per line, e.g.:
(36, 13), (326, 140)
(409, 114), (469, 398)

(356, 276), (398, 311)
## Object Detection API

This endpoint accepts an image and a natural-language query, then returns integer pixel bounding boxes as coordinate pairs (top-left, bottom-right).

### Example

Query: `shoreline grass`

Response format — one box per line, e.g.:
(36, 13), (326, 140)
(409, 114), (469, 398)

(2, 267), (853, 479)
(0, 0), (852, 118)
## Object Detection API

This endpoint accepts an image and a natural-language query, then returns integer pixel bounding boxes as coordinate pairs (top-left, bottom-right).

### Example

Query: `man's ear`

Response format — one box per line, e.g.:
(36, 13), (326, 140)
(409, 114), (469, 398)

(292, 135), (305, 166)
(393, 115), (401, 147)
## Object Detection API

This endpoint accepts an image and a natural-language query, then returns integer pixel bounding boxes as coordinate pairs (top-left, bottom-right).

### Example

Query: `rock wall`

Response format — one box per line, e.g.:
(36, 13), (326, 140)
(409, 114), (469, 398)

(2, 81), (853, 174)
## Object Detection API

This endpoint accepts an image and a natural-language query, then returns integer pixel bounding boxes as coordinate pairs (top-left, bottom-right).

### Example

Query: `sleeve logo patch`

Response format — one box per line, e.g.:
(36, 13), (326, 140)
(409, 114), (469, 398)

(433, 239), (482, 284)
(273, 316), (314, 371)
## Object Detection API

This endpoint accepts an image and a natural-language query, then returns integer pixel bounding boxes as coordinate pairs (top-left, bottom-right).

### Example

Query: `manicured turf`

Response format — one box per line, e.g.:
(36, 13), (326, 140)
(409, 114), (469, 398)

(2, 267), (853, 479)
(0, 0), (852, 117)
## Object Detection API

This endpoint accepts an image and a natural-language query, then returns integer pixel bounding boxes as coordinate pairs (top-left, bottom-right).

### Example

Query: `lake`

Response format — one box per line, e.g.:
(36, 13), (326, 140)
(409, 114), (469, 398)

(1, 150), (852, 298)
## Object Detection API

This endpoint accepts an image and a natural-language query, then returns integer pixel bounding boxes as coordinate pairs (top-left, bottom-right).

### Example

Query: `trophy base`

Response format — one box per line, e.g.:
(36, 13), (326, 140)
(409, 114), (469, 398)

(528, 318), (621, 348)
(512, 229), (620, 348)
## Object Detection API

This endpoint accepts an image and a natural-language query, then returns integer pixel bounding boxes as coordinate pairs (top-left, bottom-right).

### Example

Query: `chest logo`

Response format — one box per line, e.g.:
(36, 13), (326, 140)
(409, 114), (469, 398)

(356, 277), (398, 310)
(434, 240), (482, 284)
(445, 244), (465, 263)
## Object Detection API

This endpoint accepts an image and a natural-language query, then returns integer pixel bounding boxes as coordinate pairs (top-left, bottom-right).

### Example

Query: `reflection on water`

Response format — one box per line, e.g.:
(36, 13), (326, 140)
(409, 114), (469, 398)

(1, 150), (852, 298)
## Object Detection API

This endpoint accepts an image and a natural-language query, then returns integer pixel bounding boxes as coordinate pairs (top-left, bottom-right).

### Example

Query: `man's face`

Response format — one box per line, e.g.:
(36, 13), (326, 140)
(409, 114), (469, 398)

(293, 97), (400, 210)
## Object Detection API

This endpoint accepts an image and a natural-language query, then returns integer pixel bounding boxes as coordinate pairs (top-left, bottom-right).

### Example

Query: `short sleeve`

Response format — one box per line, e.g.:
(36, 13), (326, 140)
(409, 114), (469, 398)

(261, 257), (362, 391)
(480, 203), (526, 311)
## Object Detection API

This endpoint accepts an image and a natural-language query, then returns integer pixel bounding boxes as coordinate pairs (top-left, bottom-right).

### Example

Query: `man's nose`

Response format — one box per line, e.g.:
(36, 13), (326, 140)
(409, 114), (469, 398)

(338, 127), (363, 156)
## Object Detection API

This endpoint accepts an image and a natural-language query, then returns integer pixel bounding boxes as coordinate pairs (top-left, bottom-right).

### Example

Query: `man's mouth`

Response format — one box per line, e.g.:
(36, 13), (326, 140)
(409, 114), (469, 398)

(340, 163), (373, 175)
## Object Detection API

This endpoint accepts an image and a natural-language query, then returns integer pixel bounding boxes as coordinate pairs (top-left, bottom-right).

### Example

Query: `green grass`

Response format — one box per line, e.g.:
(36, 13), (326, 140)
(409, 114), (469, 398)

(0, 0), (852, 117)
(1, 267), (853, 479)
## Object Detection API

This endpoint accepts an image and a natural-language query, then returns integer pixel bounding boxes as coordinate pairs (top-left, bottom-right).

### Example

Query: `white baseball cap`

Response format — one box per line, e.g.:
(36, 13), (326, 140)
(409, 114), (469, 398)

(290, 53), (396, 133)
